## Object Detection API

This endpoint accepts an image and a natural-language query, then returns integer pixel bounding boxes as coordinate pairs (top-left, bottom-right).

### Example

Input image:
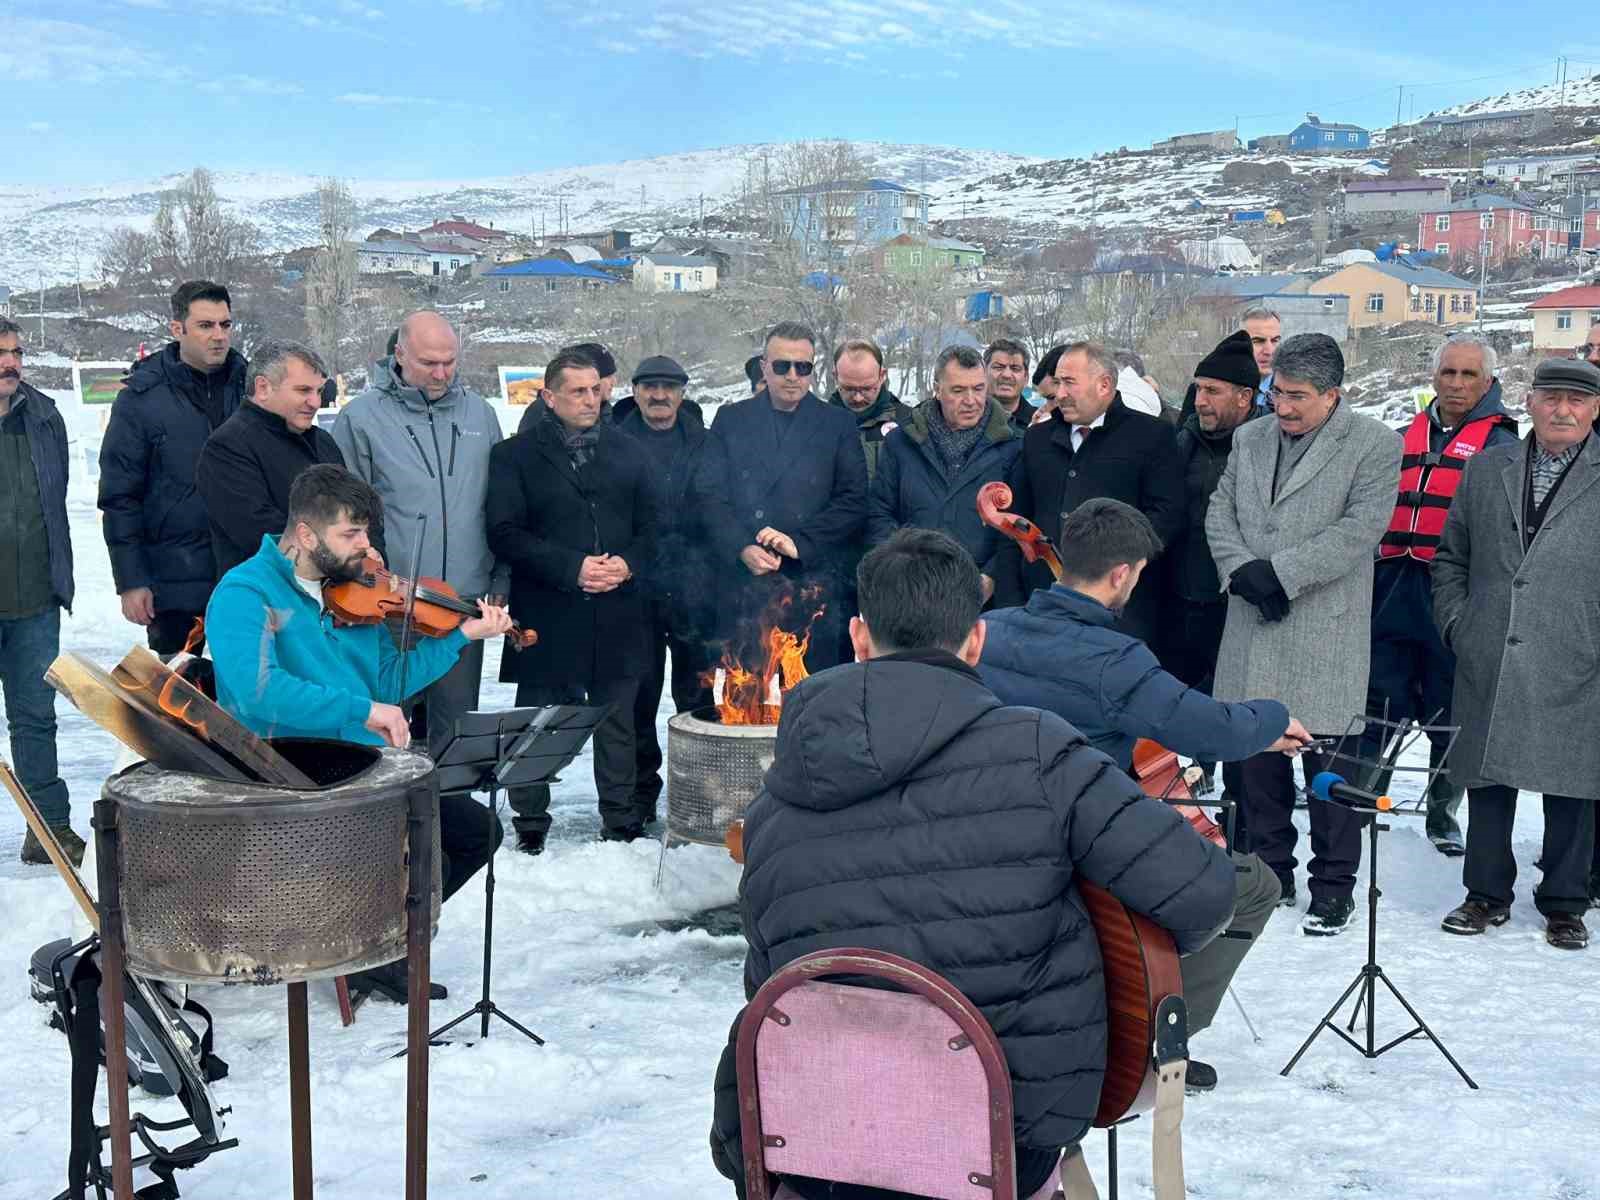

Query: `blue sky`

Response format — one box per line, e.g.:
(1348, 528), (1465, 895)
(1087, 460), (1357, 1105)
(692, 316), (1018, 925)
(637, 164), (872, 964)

(11, 1), (1597, 185)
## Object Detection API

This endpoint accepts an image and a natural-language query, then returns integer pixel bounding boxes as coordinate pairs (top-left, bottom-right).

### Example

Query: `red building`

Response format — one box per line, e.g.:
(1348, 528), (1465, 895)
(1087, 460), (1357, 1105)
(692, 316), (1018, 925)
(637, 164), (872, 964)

(1416, 195), (1568, 266)
(419, 218), (509, 241)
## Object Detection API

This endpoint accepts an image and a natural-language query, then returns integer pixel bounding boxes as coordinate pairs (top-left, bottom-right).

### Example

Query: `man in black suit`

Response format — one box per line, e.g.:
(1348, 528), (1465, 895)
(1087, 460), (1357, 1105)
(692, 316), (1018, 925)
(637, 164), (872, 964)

(989, 341), (1184, 643)
(692, 321), (868, 671)
(486, 348), (659, 853)
(197, 340), (349, 578)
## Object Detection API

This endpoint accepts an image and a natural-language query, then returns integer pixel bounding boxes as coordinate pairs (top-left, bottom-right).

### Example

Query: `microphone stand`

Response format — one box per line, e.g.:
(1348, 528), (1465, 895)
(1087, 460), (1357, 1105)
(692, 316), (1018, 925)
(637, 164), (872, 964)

(1280, 792), (1477, 1088)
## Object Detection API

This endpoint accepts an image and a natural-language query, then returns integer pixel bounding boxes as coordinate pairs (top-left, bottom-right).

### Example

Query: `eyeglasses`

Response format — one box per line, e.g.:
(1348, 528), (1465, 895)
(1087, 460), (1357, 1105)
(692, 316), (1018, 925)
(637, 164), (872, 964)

(768, 359), (814, 377)
(838, 384), (878, 397)
(1579, 345), (1600, 357)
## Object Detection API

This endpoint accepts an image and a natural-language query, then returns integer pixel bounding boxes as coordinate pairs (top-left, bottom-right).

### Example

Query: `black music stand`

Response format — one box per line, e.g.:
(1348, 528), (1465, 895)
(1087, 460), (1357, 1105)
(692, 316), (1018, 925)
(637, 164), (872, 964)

(425, 705), (604, 1047)
(1281, 716), (1476, 1088)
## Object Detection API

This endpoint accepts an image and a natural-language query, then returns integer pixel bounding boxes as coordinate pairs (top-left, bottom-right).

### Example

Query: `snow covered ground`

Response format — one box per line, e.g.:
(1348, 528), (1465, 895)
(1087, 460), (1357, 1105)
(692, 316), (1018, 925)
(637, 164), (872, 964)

(1, 506), (1597, 1200)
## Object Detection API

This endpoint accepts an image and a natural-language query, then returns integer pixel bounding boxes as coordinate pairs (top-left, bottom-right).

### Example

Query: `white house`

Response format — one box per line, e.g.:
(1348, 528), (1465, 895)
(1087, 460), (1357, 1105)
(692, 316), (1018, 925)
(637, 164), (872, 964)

(356, 239), (479, 277)
(633, 254), (718, 294)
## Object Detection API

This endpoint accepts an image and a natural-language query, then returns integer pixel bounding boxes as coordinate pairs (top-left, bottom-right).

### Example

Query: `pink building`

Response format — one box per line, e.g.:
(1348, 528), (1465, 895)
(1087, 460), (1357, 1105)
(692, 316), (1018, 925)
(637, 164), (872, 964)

(1416, 195), (1568, 266)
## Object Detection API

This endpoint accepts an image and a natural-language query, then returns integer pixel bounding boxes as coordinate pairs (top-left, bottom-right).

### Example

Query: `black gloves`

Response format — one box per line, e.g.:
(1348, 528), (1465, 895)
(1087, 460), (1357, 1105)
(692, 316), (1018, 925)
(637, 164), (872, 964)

(1229, 558), (1291, 623)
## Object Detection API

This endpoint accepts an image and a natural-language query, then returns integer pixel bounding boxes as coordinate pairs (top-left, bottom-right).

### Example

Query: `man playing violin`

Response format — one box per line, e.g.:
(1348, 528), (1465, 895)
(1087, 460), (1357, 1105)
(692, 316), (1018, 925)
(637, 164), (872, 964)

(980, 498), (1312, 1092)
(206, 463), (512, 1003)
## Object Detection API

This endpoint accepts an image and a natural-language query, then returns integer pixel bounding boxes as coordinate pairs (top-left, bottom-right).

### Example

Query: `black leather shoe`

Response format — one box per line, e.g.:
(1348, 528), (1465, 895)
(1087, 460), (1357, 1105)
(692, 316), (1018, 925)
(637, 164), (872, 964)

(1546, 913), (1589, 951)
(1276, 878), (1297, 908)
(516, 830), (547, 856)
(347, 961), (447, 1004)
(1301, 895), (1355, 936)
(600, 823), (646, 843)
(1441, 900), (1510, 935)
(1185, 1059), (1217, 1093)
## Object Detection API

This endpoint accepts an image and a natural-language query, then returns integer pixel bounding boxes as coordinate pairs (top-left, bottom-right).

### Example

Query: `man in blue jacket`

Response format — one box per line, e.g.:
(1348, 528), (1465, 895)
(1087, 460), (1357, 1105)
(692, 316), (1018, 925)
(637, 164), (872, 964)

(980, 498), (1310, 1088)
(206, 464), (512, 1002)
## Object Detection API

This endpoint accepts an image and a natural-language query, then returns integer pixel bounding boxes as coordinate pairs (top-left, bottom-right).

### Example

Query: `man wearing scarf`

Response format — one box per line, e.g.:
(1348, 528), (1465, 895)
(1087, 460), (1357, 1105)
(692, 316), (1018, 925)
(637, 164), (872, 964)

(486, 348), (659, 853)
(867, 344), (1021, 602)
(828, 339), (916, 482)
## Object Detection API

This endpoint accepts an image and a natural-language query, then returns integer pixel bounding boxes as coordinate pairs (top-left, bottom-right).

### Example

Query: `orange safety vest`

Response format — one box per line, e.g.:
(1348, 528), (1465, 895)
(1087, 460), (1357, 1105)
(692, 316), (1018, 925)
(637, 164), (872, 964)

(1379, 409), (1515, 562)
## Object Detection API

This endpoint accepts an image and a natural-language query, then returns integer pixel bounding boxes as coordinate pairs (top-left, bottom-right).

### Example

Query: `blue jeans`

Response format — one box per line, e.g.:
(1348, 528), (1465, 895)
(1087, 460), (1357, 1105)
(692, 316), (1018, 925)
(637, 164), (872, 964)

(0, 607), (68, 825)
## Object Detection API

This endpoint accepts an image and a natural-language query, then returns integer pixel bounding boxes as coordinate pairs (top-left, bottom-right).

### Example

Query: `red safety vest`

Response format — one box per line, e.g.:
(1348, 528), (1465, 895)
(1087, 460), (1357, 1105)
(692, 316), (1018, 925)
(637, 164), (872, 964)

(1379, 410), (1514, 562)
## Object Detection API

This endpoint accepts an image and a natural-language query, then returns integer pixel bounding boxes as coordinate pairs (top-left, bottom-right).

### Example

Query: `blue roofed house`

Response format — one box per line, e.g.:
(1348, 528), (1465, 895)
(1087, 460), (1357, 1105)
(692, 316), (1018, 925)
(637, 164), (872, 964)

(1308, 259), (1477, 330)
(1289, 115), (1370, 152)
(775, 178), (930, 258)
(483, 259), (620, 313)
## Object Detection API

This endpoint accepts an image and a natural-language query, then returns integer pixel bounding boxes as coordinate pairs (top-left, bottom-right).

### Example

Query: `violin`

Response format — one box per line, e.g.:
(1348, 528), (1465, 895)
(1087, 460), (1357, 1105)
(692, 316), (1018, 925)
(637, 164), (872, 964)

(975, 483), (1224, 849)
(323, 556), (538, 649)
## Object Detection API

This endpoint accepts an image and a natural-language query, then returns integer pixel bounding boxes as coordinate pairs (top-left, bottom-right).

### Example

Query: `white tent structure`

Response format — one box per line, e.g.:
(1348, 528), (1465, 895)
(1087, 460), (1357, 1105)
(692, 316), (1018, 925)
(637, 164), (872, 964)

(1325, 248), (1378, 267)
(1179, 234), (1259, 272)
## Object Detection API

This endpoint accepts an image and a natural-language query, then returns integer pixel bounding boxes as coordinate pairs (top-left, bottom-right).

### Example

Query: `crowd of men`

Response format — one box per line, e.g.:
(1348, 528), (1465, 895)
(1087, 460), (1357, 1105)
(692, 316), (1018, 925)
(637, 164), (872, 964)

(3, 282), (1598, 963)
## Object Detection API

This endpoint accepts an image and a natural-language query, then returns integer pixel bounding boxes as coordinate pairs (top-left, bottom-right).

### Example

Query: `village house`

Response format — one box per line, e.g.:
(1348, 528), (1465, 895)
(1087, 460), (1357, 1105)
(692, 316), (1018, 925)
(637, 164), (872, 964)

(1341, 178), (1451, 218)
(1308, 260), (1477, 331)
(874, 233), (986, 277)
(1527, 285), (1600, 354)
(1416, 195), (1569, 265)
(632, 254), (718, 293)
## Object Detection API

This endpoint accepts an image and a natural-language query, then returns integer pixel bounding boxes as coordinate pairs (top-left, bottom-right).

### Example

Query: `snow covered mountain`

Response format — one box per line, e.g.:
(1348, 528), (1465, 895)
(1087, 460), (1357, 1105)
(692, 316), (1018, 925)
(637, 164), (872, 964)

(1421, 73), (1600, 118)
(0, 142), (1036, 286)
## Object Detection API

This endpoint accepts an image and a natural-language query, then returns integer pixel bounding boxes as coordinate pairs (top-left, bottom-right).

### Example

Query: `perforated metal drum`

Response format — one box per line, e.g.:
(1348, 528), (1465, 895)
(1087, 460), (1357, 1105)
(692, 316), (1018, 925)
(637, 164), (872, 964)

(103, 742), (441, 985)
(665, 708), (777, 846)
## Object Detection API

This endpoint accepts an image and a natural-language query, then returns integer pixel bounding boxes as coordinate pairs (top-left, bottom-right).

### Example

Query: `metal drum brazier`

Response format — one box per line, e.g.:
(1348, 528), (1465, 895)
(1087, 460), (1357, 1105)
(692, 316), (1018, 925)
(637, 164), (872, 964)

(103, 742), (441, 985)
(665, 708), (777, 847)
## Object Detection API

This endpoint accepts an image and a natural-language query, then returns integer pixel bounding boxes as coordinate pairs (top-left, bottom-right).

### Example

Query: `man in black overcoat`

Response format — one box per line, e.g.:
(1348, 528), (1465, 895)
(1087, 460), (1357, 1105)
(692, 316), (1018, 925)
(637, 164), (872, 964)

(989, 341), (1184, 644)
(691, 321), (867, 672)
(486, 349), (659, 853)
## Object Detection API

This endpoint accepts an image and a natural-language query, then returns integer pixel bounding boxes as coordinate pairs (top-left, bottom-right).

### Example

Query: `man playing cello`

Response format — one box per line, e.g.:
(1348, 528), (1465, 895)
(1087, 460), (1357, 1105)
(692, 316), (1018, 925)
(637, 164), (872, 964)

(206, 463), (512, 1003)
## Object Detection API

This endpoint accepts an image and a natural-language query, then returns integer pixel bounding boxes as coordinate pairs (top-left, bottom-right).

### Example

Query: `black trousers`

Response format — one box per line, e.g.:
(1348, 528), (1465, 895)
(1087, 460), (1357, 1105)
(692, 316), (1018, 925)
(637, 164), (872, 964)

(508, 676), (638, 835)
(439, 789), (502, 903)
(411, 638), (485, 776)
(1464, 785), (1595, 917)
(1161, 600), (1228, 694)
(1224, 746), (1364, 903)
(634, 604), (713, 814)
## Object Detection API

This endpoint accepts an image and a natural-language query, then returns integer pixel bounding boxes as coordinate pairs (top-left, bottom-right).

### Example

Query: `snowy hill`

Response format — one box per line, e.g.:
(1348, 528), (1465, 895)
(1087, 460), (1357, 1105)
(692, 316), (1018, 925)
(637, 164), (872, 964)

(1423, 73), (1600, 118)
(0, 142), (1035, 286)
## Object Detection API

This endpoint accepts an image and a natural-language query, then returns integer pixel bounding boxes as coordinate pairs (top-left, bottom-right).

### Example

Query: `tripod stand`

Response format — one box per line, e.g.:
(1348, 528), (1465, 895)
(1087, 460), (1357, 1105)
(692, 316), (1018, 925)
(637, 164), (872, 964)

(1280, 802), (1477, 1088)
(424, 704), (603, 1047)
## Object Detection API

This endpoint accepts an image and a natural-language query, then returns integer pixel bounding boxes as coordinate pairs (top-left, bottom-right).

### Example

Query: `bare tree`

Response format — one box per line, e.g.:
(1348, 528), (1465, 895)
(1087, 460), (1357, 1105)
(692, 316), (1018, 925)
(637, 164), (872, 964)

(305, 178), (360, 372)
(149, 167), (261, 285)
(1003, 265), (1078, 363)
(100, 227), (157, 287)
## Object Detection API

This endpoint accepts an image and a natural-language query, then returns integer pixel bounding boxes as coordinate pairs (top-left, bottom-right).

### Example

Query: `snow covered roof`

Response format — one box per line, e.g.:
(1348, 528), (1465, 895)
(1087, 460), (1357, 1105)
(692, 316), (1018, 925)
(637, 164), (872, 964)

(562, 244), (603, 263)
(640, 254), (714, 267)
(360, 240), (431, 256)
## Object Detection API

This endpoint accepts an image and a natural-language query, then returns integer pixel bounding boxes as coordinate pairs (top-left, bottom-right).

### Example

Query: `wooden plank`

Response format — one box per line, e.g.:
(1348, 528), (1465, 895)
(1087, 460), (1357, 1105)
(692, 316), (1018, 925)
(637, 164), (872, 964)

(110, 647), (315, 788)
(1, 759), (99, 929)
(46, 652), (254, 783)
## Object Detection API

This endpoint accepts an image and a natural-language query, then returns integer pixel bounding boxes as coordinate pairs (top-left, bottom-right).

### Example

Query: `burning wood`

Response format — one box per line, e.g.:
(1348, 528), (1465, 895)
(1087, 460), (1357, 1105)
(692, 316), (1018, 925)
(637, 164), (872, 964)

(47, 647), (315, 788)
(707, 581), (826, 725)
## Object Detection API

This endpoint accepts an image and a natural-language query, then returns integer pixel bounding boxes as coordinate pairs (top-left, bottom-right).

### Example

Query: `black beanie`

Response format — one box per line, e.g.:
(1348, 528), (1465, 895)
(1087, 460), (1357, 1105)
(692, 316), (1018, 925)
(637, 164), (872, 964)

(564, 341), (617, 379)
(1194, 330), (1260, 391)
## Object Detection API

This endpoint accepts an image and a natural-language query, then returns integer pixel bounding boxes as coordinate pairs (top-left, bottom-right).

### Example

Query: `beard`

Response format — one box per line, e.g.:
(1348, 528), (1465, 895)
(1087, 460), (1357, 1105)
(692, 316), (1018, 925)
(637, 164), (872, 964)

(310, 540), (366, 583)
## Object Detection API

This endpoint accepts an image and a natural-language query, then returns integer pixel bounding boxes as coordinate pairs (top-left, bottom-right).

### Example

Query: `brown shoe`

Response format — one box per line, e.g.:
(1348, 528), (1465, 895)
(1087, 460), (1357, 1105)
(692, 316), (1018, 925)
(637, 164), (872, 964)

(1545, 913), (1589, 951)
(1440, 900), (1510, 935)
(20, 825), (85, 868)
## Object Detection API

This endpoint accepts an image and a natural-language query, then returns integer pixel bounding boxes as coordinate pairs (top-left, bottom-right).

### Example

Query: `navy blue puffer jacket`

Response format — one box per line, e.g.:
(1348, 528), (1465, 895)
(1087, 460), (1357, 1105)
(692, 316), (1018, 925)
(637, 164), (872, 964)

(710, 650), (1236, 1197)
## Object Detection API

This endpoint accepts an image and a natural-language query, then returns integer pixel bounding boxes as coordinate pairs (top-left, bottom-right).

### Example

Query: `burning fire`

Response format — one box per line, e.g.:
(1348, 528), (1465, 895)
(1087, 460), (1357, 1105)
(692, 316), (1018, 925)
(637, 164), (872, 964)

(708, 582), (826, 725)
(114, 619), (214, 740)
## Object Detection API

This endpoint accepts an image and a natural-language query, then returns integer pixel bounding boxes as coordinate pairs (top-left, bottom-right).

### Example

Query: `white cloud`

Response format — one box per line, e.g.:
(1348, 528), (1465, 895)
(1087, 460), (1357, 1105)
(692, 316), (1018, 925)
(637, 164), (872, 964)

(336, 92), (439, 106)
(26, 121), (52, 134)
(2, 18), (168, 85)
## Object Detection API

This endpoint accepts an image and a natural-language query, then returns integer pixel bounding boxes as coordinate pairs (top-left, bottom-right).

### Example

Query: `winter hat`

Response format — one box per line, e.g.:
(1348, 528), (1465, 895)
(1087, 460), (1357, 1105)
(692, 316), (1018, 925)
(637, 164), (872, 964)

(632, 355), (689, 386)
(1033, 344), (1066, 386)
(1193, 330), (1260, 392)
(563, 341), (617, 379)
(1532, 357), (1600, 396)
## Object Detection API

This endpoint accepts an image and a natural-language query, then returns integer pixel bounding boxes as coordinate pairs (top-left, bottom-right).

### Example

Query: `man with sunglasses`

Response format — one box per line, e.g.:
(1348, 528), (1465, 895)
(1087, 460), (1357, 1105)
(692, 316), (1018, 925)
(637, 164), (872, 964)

(100, 280), (248, 659)
(692, 322), (867, 671)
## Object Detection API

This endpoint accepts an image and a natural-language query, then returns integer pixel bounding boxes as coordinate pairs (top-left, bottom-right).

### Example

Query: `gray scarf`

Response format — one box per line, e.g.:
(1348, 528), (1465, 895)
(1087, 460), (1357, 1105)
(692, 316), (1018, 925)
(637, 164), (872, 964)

(546, 405), (599, 469)
(925, 404), (986, 482)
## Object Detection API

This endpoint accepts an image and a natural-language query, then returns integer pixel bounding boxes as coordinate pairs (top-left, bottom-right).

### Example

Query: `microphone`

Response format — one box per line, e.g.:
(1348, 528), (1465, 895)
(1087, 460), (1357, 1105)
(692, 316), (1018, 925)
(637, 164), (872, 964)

(1309, 771), (1393, 812)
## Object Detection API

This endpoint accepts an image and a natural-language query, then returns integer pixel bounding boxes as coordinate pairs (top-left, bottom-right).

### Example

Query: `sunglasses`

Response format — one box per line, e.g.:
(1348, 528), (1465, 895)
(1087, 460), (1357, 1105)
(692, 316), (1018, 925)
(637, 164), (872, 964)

(768, 359), (814, 377)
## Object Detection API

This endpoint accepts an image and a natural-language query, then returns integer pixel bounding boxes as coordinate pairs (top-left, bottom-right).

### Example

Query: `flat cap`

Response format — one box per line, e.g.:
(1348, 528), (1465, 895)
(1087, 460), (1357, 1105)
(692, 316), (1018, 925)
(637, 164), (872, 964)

(632, 354), (688, 386)
(1533, 357), (1600, 396)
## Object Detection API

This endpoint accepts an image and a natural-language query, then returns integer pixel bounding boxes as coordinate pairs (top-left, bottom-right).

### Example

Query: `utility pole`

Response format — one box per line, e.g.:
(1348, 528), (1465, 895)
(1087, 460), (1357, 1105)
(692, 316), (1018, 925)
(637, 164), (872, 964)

(1395, 85), (1404, 129)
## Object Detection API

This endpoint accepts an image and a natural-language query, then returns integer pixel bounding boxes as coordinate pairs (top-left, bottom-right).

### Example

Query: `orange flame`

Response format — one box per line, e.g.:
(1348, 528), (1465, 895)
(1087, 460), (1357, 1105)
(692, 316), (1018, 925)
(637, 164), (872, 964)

(182, 618), (206, 657)
(156, 674), (211, 741)
(707, 582), (826, 725)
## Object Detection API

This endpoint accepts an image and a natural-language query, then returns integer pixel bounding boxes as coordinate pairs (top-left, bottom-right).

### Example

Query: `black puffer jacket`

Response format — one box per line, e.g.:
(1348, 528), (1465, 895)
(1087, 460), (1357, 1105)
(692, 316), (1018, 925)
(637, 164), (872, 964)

(98, 344), (247, 613)
(710, 651), (1236, 1198)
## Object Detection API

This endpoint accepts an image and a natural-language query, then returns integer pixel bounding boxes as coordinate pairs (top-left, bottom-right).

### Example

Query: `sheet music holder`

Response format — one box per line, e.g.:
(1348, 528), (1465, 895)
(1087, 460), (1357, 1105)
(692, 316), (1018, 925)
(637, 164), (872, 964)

(422, 704), (605, 1049)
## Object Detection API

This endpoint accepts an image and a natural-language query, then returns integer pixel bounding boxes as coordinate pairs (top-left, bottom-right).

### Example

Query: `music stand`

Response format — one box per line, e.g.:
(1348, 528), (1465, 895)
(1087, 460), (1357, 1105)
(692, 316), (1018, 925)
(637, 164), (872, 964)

(425, 704), (605, 1047)
(1280, 716), (1476, 1089)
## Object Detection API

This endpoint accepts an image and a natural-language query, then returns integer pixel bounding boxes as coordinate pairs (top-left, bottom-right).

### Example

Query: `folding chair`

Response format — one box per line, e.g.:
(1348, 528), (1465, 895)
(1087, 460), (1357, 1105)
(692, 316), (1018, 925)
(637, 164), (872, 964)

(736, 947), (1071, 1200)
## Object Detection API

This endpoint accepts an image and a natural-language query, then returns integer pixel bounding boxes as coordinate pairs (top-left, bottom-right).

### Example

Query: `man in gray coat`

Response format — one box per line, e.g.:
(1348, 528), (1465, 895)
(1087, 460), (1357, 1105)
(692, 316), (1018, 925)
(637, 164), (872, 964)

(1207, 334), (1402, 936)
(333, 310), (509, 764)
(1433, 358), (1600, 951)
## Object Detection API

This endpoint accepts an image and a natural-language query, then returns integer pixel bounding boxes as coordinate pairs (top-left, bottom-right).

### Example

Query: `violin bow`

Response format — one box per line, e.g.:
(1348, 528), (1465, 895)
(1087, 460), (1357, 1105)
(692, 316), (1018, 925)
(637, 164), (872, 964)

(395, 513), (428, 713)
(975, 481), (1065, 582)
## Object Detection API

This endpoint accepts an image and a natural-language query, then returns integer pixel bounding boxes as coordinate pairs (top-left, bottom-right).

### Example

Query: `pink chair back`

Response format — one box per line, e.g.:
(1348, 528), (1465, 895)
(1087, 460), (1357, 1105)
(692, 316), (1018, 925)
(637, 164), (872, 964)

(736, 949), (1021, 1200)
